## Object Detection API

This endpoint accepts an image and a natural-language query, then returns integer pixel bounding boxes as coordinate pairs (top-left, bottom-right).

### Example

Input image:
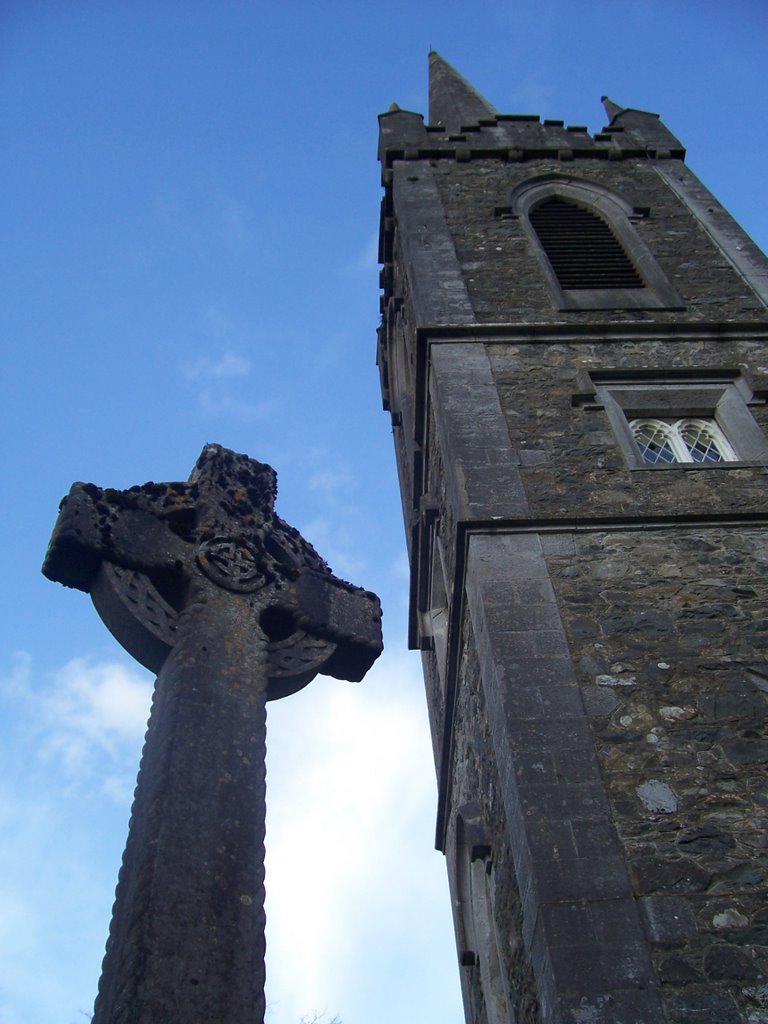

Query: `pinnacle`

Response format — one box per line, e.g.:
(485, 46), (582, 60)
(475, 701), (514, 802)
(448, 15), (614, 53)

(601, 96), (625, 122)
(428, 52), (497, 132)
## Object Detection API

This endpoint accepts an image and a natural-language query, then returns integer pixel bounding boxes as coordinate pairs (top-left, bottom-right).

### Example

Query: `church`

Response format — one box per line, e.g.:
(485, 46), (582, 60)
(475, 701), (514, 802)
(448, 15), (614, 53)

(377, 53), (768, 1024)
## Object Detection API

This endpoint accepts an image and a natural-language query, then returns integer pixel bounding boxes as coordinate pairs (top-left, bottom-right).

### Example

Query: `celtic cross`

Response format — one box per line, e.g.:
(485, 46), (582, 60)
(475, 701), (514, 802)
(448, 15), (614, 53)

(43, 445), (383, 1024)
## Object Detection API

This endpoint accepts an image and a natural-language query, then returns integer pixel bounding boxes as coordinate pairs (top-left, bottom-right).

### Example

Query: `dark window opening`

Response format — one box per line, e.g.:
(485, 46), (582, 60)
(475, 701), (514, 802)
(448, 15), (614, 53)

(530, 196), (644, 290)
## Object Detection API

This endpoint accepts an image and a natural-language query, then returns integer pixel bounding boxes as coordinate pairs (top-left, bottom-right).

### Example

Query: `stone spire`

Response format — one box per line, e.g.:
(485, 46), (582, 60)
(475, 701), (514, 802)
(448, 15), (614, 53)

(601, 95), (625, 122)
(428, 51), (497, 132)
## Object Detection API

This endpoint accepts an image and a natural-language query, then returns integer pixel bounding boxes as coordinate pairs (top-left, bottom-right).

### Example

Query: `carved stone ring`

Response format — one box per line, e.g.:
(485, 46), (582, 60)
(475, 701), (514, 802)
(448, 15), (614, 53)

(196, 537), (267, 592)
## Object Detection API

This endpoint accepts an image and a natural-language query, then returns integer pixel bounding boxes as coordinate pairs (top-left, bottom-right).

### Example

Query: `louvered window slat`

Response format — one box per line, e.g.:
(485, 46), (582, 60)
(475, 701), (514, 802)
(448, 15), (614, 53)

(530, 197), (645, 290)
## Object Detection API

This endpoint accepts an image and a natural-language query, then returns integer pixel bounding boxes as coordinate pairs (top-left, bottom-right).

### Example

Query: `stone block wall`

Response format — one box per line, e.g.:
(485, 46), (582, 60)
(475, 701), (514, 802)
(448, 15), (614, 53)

(489, 337), (768, 521)
(430, 158), (766, 325)
(543, 526), (768, 1022)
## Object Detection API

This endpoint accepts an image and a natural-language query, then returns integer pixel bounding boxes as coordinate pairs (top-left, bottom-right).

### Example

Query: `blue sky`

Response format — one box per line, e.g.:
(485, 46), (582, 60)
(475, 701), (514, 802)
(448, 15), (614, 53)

(2, 2), (767, 1022)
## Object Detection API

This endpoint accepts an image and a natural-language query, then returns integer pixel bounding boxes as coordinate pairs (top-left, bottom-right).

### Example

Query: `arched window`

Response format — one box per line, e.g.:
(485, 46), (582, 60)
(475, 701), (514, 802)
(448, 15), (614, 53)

(529, 196), (644, 290)
(630, 417), (737, 464)
(511, 177), (683, 311)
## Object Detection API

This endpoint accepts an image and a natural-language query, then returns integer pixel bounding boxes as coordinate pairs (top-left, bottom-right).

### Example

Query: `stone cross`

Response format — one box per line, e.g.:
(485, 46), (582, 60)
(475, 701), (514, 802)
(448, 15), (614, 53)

(42, 444), (383, 1024)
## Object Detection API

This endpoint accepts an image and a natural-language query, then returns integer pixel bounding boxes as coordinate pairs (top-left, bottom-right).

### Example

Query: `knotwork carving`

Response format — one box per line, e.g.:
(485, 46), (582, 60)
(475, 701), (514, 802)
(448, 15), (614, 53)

(196, 536), (267, 591)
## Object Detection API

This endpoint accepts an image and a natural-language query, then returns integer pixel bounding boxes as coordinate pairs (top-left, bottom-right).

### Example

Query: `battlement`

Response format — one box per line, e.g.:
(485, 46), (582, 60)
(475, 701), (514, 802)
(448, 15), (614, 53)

(378, 54), (685, 176)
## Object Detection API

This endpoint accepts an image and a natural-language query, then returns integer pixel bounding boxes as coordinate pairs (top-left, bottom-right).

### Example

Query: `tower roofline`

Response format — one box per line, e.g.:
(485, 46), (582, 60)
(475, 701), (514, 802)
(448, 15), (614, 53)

(378, 65), (685, 166)
(600, 97), (684, 153)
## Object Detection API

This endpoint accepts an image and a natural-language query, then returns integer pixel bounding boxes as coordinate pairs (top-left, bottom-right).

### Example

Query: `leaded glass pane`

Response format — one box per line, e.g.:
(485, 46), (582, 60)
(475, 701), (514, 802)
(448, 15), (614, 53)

(629, 417), (737, 465)
(678, 419), (730, 463)
(630, 420), (679, 464)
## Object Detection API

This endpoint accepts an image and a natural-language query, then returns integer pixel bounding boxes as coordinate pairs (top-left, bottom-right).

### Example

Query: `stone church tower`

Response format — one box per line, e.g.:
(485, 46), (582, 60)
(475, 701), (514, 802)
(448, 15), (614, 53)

(377, 54), (768, 1024)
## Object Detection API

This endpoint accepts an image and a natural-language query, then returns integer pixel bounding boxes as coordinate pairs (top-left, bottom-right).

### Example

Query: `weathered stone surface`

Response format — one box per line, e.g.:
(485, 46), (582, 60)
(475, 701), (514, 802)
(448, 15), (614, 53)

(582, 685), (621, 717)
(722, 738), (768, 765)
(677, 827), (735, 856)
(743, 984), (768, 1023)
(637, 780), (678, 814)
(535, 524), (768, 1016)
(703, 944), (764, 982)
(640, 896), (699, 946)
(43, 445), (382, 1024)
(631, 856), (713, 895)
(489, 339), (768, 523)
(658, 955), (704, 985)
(665, 987), (743, 1024)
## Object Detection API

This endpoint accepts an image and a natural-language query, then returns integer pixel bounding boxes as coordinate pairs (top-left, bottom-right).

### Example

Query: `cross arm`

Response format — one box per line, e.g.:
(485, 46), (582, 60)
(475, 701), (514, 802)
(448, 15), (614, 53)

(284, 569), (383, 682)
(42, 481), (191, 592)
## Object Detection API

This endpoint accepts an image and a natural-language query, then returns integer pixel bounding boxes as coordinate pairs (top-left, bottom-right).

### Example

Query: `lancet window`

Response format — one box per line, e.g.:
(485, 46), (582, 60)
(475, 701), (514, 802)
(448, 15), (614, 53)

(511, 176), (683, 310)
(530, 196), (643, 291)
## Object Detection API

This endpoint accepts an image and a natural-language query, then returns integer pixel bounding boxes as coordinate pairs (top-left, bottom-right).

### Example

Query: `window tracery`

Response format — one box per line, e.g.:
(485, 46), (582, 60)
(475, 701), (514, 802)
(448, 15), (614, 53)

(630, 417), (736, 464)
(573, 370), (768, 470)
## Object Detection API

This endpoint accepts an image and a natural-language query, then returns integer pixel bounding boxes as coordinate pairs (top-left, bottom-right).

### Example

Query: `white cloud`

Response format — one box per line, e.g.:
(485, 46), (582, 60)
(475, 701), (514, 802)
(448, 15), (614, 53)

(1, 647), (460, 1023)
(2, 651), (152, 784)
(179, 347), (277, 421)
(297, 452), (370, 578)
(181, 351), (252, 381)
(300, 516), (365, 581)
(0, 651), (153, 1023)
(39, 657), (153, 786)
(197, 389), (276, 421)
(308, 468), (353, 503)
(45, 657), (152, 743)
(0, 650), (32, 698)
(202, 304), (235, 342)
(264, 646), (452, 1020)
(218, 196), (253, 249)
(151, 192), (256, 258)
